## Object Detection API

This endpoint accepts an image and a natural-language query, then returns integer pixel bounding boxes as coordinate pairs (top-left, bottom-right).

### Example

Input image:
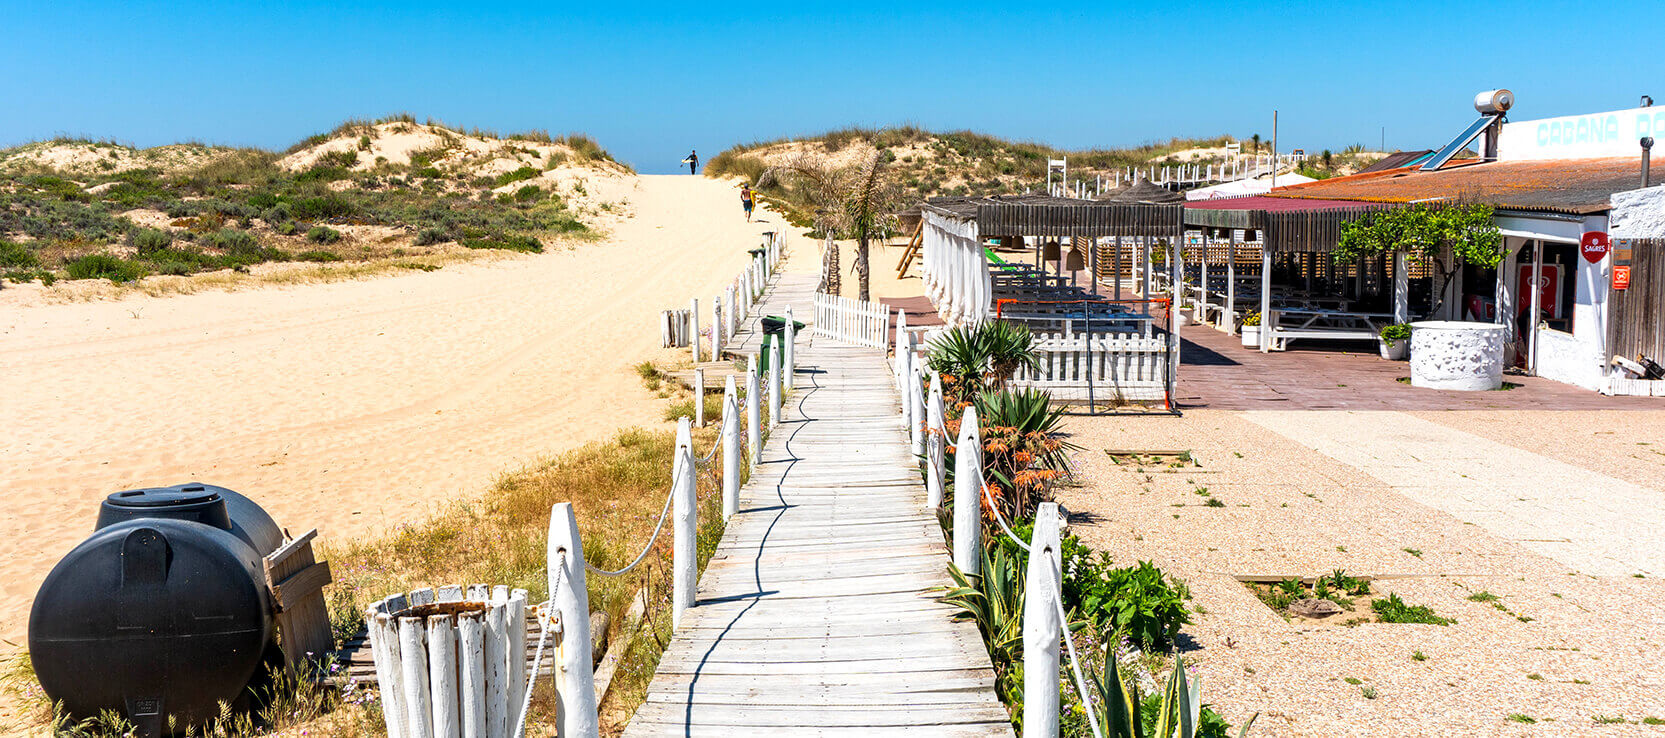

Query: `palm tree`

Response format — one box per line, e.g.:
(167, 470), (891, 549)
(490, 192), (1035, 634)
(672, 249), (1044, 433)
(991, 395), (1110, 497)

(1250, 134), (1261, 154)
(765, 149), (902, 301)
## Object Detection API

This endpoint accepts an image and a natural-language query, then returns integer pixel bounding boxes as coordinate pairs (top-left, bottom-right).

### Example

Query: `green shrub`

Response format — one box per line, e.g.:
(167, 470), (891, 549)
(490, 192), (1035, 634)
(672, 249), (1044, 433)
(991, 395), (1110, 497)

(495, 166), (540, 186)
(512, 185), (542, 203)
(128, 227), (173, 255)
(413, 166), (443, 179)
(261, 204), (292, 223)
(65, 253), (146, 282)
(155, 261), (193, 276)
(319, 149), (358, 168)
(1380, 323), (1411, 341)
(275, 221), (298, 236)
(1088, 559), (1191, 650)
(0, 240), (40, 268)
(290, 196), (353, 220)
(306, 226), (342, 244)
(4, 268), (55, 285)
(1372, 593), (1453, 625)
(296, 250), (342, 262)
(414, 227), (450, 245)
(461, 234), (542, 253)
(926, 320), (1038, 404)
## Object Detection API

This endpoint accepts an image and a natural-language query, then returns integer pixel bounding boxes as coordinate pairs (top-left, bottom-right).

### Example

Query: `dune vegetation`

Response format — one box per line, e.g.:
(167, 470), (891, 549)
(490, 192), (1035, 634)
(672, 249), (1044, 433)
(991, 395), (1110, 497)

(0, 115), (631, 290)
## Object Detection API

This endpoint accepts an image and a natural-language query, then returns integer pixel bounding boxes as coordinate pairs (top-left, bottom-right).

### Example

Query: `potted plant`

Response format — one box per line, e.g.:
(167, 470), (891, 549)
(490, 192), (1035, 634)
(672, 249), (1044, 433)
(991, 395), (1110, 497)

(1379, 323), (1411, 360)
(1240, 311), (1261, 348)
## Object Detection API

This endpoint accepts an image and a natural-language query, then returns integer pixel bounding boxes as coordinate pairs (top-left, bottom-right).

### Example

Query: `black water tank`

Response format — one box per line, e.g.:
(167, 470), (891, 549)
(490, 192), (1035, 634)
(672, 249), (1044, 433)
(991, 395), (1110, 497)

(30, 483), (284, 736)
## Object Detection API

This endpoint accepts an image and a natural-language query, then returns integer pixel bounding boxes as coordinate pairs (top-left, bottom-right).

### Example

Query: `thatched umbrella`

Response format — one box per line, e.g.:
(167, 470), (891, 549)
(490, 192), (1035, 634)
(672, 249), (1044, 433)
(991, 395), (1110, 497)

(1107, 177), (1184, 204)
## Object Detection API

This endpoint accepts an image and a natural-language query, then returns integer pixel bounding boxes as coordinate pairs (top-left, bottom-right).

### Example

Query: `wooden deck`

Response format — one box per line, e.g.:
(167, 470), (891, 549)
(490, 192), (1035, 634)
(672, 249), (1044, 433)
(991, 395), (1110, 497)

(625, 274), (1012, 736)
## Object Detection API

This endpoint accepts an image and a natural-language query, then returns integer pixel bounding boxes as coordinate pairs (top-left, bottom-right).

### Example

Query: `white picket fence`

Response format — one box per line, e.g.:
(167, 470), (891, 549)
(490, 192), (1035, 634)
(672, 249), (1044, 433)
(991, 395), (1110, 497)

(812, 292), (891, 349)
(1010, 332), (1169, 403)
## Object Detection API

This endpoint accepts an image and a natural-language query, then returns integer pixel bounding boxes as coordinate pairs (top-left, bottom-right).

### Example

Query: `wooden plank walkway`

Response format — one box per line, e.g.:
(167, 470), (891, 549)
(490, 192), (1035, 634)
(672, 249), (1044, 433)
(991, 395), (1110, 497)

(626, 274), (1013, 737)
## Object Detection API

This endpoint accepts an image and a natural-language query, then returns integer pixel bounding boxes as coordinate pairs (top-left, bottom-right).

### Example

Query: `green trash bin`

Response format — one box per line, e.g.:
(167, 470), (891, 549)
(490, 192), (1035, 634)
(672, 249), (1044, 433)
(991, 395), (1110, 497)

(757, 334), (774, 374)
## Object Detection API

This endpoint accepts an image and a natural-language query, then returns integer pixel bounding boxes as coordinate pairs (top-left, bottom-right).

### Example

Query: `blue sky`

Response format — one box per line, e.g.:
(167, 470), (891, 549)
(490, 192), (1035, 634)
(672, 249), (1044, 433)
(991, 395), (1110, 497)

(2, 1), (1660, 174)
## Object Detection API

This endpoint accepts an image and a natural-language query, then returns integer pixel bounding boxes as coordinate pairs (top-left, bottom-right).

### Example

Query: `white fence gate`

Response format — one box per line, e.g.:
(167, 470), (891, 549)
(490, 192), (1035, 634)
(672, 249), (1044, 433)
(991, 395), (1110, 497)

(1009, 333), (1170, 404)
(813, 293), (890, 349)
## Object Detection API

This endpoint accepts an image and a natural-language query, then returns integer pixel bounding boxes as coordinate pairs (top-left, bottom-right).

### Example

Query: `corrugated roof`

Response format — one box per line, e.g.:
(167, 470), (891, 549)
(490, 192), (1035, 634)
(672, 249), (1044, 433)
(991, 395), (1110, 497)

(1264, 157), (1647, 214)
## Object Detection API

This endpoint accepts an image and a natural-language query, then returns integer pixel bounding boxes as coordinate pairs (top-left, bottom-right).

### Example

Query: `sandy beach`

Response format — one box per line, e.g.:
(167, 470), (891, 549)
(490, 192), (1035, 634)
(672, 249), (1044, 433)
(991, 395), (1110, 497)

(0, 174), (775, 644)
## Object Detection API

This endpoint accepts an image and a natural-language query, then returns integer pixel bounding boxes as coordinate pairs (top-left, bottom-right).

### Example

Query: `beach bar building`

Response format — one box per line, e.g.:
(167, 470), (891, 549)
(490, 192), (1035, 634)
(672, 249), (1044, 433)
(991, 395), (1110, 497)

(1161, 94), (1665, 394)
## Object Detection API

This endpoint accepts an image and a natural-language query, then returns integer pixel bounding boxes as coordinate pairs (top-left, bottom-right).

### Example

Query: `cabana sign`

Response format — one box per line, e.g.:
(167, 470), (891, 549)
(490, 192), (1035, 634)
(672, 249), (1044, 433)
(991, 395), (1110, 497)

(1581, 231), (1610, 263)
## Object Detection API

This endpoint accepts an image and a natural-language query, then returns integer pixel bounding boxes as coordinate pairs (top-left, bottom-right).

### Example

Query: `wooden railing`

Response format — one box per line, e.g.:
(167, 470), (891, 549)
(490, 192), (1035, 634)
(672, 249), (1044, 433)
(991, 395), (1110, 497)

(1011, 333), (1170, 403)
(812, 292), (890, 349)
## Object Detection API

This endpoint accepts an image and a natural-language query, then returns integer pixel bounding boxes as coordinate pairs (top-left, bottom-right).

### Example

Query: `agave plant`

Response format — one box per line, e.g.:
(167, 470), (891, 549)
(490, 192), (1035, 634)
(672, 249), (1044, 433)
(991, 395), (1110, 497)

(942, 546), (1026, 708)
(1091, 652), (1257, 738)
(927, 321), (1039, 404)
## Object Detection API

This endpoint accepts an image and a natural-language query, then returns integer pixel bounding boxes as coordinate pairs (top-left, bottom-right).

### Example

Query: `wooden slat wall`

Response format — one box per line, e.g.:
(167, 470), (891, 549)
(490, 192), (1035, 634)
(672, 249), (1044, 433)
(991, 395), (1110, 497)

(976, 203), (1184, 240)
(1608, 239), (1665, 363)
(1261, 206), (1393, 254)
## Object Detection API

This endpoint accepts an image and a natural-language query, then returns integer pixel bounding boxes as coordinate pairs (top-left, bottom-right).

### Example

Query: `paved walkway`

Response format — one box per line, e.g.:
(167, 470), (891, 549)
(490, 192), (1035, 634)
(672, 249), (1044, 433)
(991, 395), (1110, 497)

(1174, 320), (1657, 411)
(626, 275), (1011, 736)
(1244, 410), (1665, 577)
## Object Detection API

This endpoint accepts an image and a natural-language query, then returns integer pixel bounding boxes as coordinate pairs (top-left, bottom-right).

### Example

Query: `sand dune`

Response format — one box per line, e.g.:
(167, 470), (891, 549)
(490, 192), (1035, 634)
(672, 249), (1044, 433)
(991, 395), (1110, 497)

(0, 174), (772, 643)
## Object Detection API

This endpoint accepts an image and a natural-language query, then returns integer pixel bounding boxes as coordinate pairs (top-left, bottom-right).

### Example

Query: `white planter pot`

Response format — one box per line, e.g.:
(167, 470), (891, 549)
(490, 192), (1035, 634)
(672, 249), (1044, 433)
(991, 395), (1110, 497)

(1379, 338), (1408, 361)
(1409, 321), (1506, 391)
(367, 585), (531, 738)
(1241, 325), (1260, 348)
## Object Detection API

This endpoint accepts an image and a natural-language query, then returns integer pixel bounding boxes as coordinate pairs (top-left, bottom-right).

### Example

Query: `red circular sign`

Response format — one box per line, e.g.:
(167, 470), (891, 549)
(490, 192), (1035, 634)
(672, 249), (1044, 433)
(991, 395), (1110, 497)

(1581, 231), (1610, 263)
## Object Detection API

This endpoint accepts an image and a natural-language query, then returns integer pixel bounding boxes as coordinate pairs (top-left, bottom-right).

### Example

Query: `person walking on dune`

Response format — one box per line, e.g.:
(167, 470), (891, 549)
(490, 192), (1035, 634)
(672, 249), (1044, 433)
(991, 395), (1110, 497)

(740, 184), (755, 221)
(685, 149), (699, 175)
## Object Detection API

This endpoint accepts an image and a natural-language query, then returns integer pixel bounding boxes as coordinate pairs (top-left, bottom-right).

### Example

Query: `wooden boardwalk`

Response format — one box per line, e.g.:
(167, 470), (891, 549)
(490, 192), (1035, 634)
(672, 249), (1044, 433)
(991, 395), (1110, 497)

(625, 274), (1012, 736)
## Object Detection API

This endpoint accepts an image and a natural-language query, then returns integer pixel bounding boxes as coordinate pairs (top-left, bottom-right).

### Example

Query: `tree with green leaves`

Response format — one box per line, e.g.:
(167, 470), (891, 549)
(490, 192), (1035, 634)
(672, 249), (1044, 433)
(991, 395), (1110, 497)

(1335, 202), (1502, 315)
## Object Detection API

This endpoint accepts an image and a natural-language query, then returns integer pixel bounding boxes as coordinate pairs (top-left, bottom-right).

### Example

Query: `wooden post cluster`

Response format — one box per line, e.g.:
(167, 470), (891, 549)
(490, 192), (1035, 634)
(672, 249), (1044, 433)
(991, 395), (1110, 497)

(1023, 503), (1065, 738)
(671, 418), (697, 628)
(366, 585), (531, 738)
(952, 406), (982, 575)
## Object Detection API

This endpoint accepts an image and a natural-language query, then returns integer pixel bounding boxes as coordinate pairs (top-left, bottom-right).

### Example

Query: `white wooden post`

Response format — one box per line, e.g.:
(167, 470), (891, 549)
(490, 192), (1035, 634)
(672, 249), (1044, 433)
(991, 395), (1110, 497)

(745, 356), (760, 464)
(457, 614), (484, 738)
(399, 618), (434, 738)
(1226, 229), (1238, 333)
(783, 306), (796, 393)
(893, 310), (908, 390)
(952, 406), (982, 575)
(371, 613), (409, 738)
(1393, 250), (1409, 324)
(484, 602), (506, 736)
(722, 375), (740, 520)
(427, 614), (459, 737)
(671, 418), (697, 627)
(767, 339), (783, 429)
(712, 296), (724, 360)
(689, 297), (701, 364)
(897, 347), (914, 429)
(908, 360), (925, 463)
(546, 502), (600, 738)
(926, 371), (946, 509)
(1024, 503), (1065, 738)
(1260, 247), (1273, 353)
(694, 368), (705, 428)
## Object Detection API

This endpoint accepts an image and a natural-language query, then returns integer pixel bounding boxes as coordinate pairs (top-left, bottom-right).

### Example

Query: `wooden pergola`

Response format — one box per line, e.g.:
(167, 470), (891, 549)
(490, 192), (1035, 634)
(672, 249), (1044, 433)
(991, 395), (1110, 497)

(1180, 198), (1399, 352)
